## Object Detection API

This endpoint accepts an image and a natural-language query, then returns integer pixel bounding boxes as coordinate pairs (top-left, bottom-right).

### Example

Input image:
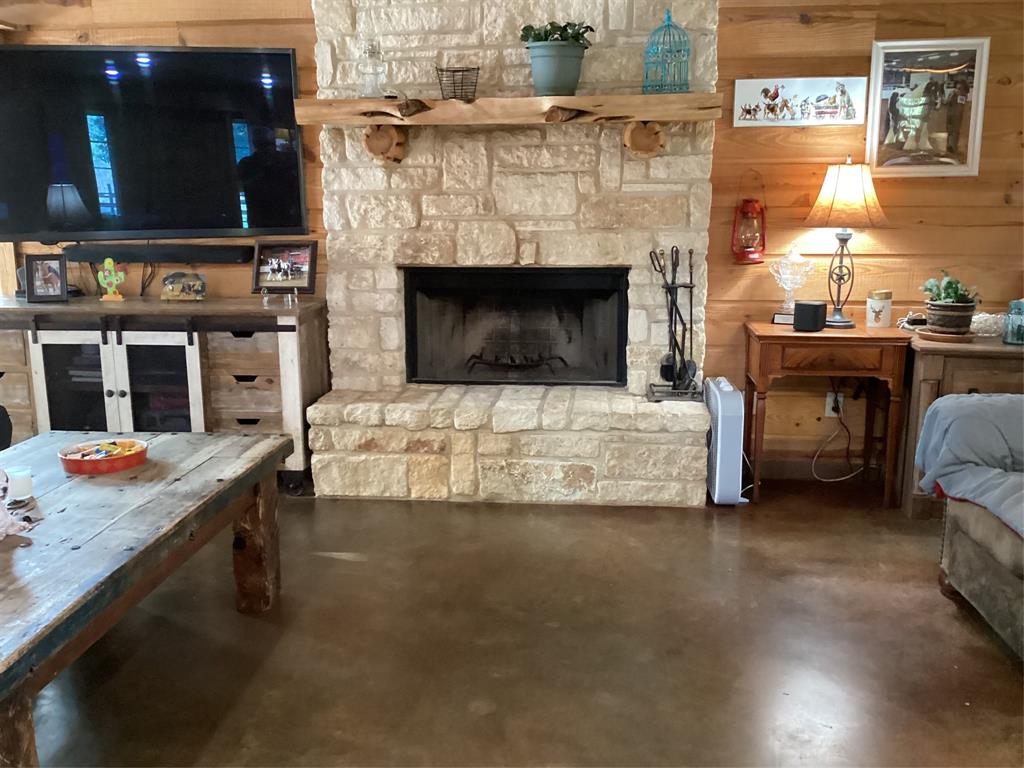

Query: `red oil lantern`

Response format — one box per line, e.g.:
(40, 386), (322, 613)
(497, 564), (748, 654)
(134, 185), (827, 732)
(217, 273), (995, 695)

(731, 198), (766, 265)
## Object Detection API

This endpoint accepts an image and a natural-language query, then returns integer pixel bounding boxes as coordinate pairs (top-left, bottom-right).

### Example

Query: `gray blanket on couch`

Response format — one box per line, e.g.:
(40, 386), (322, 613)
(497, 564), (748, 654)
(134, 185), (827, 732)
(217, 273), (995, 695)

(915, 393), (1024, 536)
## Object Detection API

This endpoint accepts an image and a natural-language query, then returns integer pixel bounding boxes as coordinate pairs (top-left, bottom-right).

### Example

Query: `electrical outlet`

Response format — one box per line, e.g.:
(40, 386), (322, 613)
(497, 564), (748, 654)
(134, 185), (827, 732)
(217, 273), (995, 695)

(825, 392), (844, 417)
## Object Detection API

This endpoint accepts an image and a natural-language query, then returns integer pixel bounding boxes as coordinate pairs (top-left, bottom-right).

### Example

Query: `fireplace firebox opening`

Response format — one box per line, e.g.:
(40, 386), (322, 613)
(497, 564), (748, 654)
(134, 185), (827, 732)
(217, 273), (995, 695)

(402, 267), (629, 386)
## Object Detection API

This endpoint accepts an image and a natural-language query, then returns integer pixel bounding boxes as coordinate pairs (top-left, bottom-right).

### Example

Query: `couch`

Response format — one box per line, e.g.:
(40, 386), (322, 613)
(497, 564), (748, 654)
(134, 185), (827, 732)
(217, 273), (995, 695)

(915, 393), (1024, 657)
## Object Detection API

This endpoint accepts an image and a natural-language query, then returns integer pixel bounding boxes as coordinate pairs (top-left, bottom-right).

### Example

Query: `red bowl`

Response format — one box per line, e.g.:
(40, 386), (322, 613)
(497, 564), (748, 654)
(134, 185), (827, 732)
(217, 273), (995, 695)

(59, 439), (149, 475)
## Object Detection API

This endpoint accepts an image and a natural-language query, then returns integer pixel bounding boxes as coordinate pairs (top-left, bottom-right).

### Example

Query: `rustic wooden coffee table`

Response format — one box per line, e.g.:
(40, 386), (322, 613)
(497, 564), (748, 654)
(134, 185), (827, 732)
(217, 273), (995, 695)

(0, 431), (292, 767)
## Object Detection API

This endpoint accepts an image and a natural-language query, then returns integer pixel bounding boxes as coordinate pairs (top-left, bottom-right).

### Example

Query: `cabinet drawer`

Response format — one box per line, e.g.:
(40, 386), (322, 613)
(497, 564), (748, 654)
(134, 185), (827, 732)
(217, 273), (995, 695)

(0, 372), (31, 408)
(209, 373), (282, 411)
(9, 408), (34, 445)
(0, 331), (26, 367)
(943, 358), (1024, 395)
(206, 332), (279, 371)
(209, 411), (284, 433)
(781, 345), (883, 373)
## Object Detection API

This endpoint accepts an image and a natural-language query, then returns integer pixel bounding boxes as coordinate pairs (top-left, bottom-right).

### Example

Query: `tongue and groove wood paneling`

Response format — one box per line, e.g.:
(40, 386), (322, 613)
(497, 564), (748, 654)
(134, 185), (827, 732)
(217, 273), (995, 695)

(709, 1), (1023, 472)
(3, 1), (1022, 475)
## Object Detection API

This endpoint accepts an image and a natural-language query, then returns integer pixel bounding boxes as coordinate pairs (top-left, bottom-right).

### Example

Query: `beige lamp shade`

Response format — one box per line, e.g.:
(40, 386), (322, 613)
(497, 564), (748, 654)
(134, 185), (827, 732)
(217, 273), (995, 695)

(804, 158), (888, 230)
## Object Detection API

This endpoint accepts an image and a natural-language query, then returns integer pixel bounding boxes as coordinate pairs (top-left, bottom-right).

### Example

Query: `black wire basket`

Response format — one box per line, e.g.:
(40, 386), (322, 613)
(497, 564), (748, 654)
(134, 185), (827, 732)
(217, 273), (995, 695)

(436, 66), (479, 101)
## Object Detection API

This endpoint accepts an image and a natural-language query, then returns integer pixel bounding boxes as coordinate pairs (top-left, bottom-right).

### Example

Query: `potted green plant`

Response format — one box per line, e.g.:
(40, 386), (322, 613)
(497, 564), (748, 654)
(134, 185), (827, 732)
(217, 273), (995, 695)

(920, 270), (980, 334)
(520, 21), (594, 96)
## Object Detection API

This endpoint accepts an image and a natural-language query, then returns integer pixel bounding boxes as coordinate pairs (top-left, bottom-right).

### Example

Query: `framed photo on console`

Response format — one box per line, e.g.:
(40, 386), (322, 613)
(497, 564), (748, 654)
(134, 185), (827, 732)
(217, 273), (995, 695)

(252, 240), (317, 294)
(25, 254), (68, 303)
(866, 38), (990, 177)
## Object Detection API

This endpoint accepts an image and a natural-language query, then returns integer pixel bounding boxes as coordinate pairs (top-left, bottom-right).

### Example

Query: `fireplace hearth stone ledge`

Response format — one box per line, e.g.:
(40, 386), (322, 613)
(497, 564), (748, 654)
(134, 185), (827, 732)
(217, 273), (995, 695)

(307, 385), (709, 507)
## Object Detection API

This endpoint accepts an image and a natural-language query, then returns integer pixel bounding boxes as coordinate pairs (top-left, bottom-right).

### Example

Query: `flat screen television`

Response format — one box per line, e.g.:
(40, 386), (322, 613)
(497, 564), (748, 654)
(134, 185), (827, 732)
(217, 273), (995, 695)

(0, 45), (306, 243)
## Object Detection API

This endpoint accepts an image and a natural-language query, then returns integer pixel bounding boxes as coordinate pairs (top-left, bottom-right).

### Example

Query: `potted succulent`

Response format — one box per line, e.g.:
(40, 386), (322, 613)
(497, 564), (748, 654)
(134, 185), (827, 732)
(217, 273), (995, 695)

(520, 21), (594, 96)
(920, 270), (980, 334)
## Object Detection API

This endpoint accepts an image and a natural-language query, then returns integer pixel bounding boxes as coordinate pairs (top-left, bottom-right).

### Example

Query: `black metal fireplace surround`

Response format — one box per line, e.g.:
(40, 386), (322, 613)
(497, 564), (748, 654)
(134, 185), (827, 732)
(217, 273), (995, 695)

(402, 267), (628, 386)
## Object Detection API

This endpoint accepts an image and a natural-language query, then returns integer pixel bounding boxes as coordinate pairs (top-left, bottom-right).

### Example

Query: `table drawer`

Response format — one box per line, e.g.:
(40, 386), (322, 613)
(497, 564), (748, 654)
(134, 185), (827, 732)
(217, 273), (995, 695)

(9, 408), (35, 445)
(209, 411), (284, 434)
(781, 345), (883, 373)
(209, 373), (282, 411)
(0, 331), (27, 367)
(205, 332), (279, 371)
(943, 357), (1024, 395)
(0, 371), (31, 408)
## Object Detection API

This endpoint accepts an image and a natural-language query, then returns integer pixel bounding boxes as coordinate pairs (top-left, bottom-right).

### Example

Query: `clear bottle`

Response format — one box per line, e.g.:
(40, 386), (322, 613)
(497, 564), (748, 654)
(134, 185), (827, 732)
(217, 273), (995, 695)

(1003, 299), (1024, 345)
(357, 36), (386, 98)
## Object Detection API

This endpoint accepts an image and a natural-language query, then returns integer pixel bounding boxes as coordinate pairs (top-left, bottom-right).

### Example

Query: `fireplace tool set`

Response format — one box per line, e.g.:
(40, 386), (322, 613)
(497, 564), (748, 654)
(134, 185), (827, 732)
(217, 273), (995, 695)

(648, 246), (702, 402)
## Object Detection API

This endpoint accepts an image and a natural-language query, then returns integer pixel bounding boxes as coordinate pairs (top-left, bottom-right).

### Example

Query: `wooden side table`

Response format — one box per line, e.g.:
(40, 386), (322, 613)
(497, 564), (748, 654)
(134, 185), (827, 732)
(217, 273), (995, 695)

(901, 334), (1024, 518)
(744, 322), (911, 507)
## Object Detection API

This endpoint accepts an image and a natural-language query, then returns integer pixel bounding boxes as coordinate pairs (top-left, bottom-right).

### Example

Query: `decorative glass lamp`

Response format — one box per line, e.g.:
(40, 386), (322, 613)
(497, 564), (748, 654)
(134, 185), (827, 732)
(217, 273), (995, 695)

(804, 155), (888, 328)
(643, 10), (690, 94)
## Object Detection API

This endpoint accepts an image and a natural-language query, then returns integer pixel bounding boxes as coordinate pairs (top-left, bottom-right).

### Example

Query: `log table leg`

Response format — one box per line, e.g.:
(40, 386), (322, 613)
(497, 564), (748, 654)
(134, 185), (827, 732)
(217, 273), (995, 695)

(0, 689), (38, 768)
(232, 475), (281, 614)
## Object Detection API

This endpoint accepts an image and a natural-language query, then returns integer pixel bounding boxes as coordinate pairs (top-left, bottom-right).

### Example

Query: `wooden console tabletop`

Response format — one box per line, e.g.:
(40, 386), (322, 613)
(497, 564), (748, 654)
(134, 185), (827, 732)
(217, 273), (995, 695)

(0, 295), (325, 321)
(744, 322), (912, 507)
(0, 431), (292, 766)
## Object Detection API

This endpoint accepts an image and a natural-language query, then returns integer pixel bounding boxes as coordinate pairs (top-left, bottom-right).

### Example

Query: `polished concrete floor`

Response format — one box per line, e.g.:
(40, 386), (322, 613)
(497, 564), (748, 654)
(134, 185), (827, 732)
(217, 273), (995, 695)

(34, 481), (1023, 766)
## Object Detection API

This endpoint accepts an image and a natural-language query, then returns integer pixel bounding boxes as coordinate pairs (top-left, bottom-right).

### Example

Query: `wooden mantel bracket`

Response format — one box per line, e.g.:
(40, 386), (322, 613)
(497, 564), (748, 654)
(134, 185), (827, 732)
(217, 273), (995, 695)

(362, 124), (408, 164)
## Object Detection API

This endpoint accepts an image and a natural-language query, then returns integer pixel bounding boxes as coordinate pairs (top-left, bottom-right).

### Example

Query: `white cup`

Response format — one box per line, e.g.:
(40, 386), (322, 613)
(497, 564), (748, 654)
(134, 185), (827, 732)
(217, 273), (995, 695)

(866, 290), (893, 328)
(5, 466), (32, 500)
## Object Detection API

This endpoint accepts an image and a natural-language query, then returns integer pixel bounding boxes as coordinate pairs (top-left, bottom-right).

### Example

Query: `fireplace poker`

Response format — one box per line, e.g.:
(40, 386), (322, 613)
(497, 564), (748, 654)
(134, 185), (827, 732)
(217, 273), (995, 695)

(679, 248), (698, 388)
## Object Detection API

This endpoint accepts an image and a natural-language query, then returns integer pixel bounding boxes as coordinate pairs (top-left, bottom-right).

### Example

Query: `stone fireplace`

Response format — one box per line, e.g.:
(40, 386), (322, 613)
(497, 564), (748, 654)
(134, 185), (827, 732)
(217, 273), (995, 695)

(404, 267), (628, 386)
(306, 0), (718, 506)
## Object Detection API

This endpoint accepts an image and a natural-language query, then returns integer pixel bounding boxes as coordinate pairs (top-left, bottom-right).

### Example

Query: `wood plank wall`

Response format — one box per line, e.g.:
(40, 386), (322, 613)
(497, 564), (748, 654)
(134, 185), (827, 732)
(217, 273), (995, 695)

(4, 1), (1023, 471)
(710, 0), (1024, 471)
(0, 0), (325, 299)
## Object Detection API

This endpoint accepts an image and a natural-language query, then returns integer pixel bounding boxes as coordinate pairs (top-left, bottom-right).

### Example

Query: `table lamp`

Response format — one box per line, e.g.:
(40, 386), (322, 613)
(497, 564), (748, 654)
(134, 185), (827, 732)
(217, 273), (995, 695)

(804, 155), (888, 328)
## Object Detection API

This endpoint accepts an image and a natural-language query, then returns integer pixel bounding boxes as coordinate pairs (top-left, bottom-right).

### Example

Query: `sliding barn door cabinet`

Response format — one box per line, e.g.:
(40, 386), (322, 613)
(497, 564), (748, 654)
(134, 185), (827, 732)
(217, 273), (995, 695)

(0, 297), (328, 491)
(29, 329), (205, 433)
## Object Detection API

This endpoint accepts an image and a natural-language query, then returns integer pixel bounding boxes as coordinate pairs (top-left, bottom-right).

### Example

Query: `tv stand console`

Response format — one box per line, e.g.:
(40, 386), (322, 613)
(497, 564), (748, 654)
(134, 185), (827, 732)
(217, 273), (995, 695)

(0, 297), (328, 492)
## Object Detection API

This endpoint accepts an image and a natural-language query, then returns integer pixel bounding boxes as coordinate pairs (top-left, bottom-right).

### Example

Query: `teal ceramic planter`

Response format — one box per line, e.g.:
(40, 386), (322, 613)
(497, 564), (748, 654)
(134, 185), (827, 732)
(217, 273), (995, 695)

(526, 41), (585, 96)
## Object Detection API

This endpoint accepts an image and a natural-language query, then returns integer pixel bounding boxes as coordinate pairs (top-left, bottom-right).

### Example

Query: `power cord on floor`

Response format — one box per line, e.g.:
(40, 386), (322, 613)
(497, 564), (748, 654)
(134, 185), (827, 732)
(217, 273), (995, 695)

(740, 449), (754, 495)
(811, 379), (865, 483)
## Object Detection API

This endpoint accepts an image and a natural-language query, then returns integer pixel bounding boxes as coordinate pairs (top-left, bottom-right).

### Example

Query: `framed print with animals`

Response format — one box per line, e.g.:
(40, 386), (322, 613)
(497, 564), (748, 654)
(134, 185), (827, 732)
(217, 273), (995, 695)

(733, 77), (867, 127)
(252, 241), (317, 294)
(866, 38), (990, 177)
(24, 254), (68, 303)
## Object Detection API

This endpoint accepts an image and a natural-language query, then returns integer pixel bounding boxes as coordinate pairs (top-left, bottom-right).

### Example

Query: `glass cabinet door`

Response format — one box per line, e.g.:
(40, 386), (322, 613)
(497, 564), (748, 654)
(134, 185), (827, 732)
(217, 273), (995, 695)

(29, 331), (119, 431)
(113, 332), (205, 432)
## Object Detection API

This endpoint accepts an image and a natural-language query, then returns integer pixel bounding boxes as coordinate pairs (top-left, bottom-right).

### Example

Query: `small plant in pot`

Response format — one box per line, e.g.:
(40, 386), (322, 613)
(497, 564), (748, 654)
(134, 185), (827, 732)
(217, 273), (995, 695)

(520, 21), (594, 96)
(920, 270), (980, 335)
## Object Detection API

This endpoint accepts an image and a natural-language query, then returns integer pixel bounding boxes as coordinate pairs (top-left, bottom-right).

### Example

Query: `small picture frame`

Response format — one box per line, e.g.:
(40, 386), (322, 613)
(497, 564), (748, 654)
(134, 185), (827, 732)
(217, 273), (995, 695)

(25, 254), (68, 303)
(252, 240), (317, 294)
(866, 37), (990, 177)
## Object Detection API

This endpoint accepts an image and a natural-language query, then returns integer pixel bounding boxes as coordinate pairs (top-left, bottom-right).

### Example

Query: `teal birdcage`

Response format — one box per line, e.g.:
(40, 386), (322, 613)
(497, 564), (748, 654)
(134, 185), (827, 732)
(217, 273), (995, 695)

(643, 10), (690, 94)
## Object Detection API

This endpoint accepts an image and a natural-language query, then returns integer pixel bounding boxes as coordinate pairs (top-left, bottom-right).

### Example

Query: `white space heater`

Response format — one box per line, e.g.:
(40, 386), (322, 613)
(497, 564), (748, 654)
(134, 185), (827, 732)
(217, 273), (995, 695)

(703, 376), (747, 505)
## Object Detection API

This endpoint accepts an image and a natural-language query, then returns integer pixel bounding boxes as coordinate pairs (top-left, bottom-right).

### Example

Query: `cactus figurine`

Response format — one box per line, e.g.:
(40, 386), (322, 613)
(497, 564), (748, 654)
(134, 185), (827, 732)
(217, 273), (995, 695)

(97, 257), (126, 302)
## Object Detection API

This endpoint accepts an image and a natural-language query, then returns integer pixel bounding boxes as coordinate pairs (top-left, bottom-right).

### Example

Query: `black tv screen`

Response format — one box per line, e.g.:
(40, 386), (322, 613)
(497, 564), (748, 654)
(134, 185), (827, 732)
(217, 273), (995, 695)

(0, 45), (306, 242)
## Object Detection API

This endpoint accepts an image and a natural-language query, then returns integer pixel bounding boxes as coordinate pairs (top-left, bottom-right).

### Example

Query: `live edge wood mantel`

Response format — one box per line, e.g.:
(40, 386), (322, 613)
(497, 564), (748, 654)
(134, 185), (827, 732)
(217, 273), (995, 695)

(293, 93), (724, 162)
(744, 322), (911, 508)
